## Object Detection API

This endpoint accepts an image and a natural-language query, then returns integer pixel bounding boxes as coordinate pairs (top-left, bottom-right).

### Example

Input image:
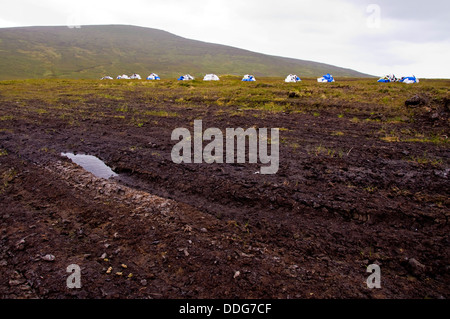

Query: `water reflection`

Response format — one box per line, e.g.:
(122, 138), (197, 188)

(61, 152), (118, 179)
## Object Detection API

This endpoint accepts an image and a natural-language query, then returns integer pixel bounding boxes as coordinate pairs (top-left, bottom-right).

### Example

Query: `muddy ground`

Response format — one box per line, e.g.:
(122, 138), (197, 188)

(0, 79), (449, 299)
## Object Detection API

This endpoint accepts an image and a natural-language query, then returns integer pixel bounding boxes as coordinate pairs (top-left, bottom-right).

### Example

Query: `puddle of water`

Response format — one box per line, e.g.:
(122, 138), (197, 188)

(61, 152), (118, 179)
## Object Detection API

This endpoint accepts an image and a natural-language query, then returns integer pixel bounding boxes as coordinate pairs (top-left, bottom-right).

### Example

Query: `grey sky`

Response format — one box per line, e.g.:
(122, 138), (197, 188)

(1, 0), (449, 78)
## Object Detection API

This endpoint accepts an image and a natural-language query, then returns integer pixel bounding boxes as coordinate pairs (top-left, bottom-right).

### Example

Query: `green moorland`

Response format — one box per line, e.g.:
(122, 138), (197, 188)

(0, 76), (448, 174)
(0, 77), (448, 147)
(0, 75), (450, 125)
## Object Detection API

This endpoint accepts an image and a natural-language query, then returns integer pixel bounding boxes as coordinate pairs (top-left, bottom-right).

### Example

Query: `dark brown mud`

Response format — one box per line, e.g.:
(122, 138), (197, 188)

(0, 79), (448, 299)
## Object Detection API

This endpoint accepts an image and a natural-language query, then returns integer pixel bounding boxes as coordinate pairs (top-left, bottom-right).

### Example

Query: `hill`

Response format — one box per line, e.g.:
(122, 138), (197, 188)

(0, 25), (372, 80)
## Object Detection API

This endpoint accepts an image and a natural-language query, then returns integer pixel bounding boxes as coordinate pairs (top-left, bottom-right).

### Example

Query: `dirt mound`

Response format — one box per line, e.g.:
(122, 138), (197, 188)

(405, 94), (431, 107)
(406, 93), (450, 124)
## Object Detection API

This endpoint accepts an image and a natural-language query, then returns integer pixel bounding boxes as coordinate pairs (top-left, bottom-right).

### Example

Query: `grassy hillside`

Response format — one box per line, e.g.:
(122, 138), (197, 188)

(0, 25), (372, 80)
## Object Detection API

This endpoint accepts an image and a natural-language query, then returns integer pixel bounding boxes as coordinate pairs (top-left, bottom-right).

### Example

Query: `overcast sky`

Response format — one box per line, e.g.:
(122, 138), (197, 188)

(1, 0), (449, 78)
